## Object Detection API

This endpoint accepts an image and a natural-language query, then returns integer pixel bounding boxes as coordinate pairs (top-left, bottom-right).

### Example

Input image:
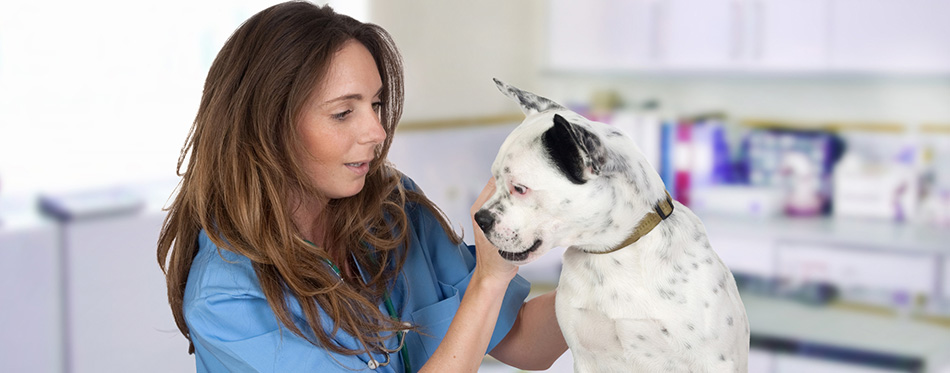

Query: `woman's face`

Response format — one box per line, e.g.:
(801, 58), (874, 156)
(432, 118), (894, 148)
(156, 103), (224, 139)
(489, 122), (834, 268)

(297, 40), (387, 200)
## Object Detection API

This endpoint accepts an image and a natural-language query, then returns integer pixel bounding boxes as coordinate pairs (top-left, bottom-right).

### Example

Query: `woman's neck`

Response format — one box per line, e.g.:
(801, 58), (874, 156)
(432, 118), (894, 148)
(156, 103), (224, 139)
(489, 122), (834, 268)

(289, 190), (359, 281)
(290, 193), (356, 280)
(289, 190), (328, 245)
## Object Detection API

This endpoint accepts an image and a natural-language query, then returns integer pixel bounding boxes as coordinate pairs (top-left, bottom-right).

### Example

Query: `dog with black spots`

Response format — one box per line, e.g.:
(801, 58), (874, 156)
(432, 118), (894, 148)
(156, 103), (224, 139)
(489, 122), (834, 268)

(475, 79), (749, 372)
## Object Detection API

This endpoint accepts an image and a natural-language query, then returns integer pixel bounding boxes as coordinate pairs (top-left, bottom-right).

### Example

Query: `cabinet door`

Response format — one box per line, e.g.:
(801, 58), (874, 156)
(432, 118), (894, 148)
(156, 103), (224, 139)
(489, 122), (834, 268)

(548, 0), (659, 71)
(64, 211), (193, 373)
(662, 0), (830, 71)
(748, 0), (829, 71)
(0, 223), (61, 373)
(660, 0), (738, 70)
(829, 0), (950, 73)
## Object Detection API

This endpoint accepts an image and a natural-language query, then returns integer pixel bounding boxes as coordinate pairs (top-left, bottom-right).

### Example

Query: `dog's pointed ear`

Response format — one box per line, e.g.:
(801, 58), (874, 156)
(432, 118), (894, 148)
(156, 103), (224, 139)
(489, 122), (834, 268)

(542, 114), (607, 184)
(493, 78), (565, 115)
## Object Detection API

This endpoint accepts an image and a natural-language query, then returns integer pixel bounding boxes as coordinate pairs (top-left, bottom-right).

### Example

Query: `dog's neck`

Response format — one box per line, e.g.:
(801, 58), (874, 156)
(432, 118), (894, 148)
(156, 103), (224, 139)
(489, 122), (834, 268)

(581, 191), (674, 255)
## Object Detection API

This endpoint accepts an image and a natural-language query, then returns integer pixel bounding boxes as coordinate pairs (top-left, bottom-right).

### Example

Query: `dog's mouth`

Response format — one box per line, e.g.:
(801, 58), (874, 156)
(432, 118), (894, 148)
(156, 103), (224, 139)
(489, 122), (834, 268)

(498, 239), (542, 262)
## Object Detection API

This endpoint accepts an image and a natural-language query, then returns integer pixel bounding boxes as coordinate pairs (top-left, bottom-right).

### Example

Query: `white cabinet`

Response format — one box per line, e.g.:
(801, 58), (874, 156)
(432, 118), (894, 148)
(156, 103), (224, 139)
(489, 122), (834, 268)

(546, 0), (950, 74)
(548, 0), (661, 71)
(548, 0), (830, 73)
(660, 0), (737, 70)
(828, 0), (950, 74)
(63, 211), (193, 373)
(662, 0), (830, 71)
(748, 0), (829, 71)
(0, 220), (61, 373)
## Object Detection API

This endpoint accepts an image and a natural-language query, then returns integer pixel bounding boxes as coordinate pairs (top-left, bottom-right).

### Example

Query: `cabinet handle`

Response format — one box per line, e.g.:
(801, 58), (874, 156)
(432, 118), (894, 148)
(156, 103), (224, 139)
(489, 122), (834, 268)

(753, 0), (764, 60)
(650, 0), (665, 62)
(731, 0), (744, 61)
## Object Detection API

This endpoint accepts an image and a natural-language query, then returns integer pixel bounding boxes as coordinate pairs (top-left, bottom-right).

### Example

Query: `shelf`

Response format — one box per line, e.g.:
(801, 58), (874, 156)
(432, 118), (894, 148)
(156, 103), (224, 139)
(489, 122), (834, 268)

(699, 213), (950, 256)
(745, 293), (950, 371)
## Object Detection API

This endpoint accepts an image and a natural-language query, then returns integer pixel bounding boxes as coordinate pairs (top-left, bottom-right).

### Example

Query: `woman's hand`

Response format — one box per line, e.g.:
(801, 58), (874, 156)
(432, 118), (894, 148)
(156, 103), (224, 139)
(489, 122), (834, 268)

(470, 177), (518, 288)
(418, 178), (522, 373)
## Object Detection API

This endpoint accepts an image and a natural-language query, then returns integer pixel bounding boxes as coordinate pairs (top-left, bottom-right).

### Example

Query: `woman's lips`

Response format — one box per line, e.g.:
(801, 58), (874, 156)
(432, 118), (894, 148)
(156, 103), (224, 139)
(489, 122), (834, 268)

(345, 161), (370, 175)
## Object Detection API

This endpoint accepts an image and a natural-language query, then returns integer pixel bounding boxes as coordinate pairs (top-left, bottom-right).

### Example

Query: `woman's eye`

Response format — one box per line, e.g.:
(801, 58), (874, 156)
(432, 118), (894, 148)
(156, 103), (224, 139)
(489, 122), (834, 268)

(332, 110), (352, 121)
(512, 184), (527, 195)
(371, 101), (383, 113)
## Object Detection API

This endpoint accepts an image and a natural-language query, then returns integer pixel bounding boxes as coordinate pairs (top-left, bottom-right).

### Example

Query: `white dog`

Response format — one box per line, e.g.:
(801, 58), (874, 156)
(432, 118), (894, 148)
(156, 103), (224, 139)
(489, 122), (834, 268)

(475, 79), (749, 372)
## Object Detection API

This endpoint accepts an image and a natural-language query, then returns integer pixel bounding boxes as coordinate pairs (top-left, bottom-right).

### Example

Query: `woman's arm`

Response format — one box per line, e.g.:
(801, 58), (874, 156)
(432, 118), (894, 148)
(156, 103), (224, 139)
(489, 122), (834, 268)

(418, 267), (514, 372)
(489, 290), (568, 370)
(418, 178), (520, 373)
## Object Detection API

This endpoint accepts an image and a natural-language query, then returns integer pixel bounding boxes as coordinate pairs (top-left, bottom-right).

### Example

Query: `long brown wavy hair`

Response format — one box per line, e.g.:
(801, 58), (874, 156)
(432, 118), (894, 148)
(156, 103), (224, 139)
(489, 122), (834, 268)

(157, 1), (459, 357)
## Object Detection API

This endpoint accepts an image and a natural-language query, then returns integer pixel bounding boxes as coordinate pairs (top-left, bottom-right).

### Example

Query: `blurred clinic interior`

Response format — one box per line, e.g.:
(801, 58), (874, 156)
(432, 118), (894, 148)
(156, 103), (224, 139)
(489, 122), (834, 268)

(2, 0), (950, 372)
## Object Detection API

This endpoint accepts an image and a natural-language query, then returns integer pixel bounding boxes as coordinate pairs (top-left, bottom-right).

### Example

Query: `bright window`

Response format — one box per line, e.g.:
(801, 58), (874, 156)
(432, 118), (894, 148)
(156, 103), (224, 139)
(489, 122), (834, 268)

(0, 0), (367, 197)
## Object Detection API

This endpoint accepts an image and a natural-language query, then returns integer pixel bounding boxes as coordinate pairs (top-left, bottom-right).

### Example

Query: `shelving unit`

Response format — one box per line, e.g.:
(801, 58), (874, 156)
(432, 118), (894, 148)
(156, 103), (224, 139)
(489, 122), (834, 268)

(702, 213), (950, 372)
(746, 294), (950, 372)
(702, 211), (950, 311)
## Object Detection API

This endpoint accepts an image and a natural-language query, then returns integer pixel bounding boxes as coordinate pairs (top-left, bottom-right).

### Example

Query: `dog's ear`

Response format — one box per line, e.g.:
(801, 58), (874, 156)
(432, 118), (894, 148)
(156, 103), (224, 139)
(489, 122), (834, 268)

(493, 78), (564, 115)
(542, 114), (607, 184)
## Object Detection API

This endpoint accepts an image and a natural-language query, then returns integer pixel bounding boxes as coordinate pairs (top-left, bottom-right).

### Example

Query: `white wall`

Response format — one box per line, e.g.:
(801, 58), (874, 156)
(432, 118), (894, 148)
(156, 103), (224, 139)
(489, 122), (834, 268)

(370, 0), (546, 122)
(0, 0), (271, 196)
(0, 0), (364, 198)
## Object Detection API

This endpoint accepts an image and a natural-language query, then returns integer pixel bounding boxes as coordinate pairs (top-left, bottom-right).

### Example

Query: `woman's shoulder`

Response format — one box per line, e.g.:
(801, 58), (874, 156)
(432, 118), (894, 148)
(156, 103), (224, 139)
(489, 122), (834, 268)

(397, 172), (422, 194)
(184, 230), (262, 304)
(395, 173), (445, 226)
(193, 230), (255, 270)
(395, 173), (470, 256)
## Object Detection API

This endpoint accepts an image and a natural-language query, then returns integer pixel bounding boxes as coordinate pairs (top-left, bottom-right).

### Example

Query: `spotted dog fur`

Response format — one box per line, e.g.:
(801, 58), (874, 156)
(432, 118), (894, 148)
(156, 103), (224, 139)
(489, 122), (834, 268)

(475, 79), (749, 372)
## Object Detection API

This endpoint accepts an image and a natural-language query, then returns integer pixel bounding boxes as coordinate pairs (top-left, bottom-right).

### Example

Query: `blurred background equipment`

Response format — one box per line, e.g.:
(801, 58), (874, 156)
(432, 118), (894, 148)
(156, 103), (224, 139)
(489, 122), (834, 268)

(2, 0), (950, 372)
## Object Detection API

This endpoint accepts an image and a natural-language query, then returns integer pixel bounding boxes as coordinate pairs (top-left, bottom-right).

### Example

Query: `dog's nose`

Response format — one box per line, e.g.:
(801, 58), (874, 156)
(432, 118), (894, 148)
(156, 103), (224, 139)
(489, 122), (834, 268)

(474, 210), (495, 233)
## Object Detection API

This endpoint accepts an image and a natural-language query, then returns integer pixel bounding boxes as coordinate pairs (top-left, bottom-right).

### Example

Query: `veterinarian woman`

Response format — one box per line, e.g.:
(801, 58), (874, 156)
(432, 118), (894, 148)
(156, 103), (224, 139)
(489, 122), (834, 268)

(156, 1), (566, 372)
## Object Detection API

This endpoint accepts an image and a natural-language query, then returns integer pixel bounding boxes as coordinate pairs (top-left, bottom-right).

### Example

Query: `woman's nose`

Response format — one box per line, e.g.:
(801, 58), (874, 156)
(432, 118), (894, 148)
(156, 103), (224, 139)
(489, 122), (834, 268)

(361, 111), (387, 145)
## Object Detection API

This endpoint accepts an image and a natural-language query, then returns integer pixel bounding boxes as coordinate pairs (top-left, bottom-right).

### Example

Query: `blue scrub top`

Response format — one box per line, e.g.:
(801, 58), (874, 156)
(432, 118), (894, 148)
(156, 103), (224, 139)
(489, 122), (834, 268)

(182, 177), (531, 372)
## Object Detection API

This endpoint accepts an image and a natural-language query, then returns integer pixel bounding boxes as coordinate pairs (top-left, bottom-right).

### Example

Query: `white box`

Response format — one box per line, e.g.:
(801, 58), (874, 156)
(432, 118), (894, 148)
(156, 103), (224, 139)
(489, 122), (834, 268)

(833, 154), (917, 221)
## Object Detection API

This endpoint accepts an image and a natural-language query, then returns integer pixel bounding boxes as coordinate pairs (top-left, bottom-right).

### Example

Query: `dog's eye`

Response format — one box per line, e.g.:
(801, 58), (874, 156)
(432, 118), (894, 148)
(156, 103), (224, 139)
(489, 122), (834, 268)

(512, 184), (527, 195)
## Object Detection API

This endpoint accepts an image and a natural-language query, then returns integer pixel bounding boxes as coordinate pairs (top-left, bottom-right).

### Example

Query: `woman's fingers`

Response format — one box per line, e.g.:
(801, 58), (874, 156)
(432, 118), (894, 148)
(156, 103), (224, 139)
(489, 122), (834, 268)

(469, 177), (517, 283)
